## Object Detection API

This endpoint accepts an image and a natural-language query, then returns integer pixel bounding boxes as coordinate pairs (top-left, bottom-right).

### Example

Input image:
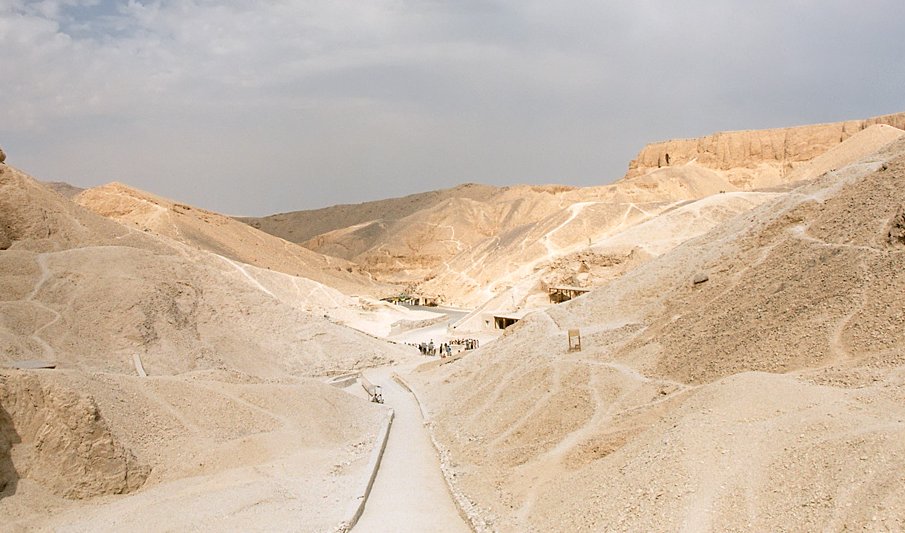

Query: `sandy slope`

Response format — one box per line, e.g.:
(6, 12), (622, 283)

(408, 137), (905, 531)
(76, 182), (394, 298)
(1, 369), (387, 532)
(448, 191), (782, 326)
(243, 113), (905, 309)
(74, 182), (442, 337)
(241, 183), (500, 246)
(0, 163), (414, 530)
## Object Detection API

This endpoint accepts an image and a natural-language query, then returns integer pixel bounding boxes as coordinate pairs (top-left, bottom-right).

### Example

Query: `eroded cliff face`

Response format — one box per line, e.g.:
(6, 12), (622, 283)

(0, 372), (149, 499)
(625, 111), (905, 189)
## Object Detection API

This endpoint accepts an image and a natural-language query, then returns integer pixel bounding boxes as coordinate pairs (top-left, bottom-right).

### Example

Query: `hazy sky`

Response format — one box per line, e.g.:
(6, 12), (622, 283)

(2, 1), (903, 215)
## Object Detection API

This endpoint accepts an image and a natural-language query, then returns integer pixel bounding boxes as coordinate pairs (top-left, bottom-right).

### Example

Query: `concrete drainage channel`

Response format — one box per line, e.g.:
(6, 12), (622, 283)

(392, 373), (488, 533)
(335, 408), (395, 533)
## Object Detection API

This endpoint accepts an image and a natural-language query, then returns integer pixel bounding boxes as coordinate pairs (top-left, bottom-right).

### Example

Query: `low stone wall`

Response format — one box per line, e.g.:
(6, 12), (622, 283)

(392, 373), (489, 533)
(334, 408), (394, 532)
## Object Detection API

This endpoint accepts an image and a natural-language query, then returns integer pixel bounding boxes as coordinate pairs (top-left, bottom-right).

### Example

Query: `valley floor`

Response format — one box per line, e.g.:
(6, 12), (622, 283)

(353, 361), (470, 533)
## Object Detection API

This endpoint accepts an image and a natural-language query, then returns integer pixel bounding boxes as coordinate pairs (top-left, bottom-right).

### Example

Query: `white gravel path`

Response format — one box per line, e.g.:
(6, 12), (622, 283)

(354, 365), (470, 533)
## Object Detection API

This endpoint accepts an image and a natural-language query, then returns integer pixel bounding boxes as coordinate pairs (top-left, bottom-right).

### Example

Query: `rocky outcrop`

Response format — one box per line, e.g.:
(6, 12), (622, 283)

(888, 205), (905, 247)
(624, 111), (905, 189)
(0, 146), (6, 164)
(0, 372), (149, 499)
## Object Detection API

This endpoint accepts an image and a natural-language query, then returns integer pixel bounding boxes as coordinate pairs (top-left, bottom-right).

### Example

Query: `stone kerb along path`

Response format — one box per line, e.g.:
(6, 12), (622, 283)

(335, 408), (395, 533)
(391, 372), (491, 533)
(352, 365), (471, 533)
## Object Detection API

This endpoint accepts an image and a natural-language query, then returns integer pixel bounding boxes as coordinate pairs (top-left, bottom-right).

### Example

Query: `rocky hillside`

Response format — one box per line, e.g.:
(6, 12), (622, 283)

(76, 182), (394, 298)
(624, 111), (905, 188)
(410, 136), (905, 531)
(0, 160), (405, 529)
(242, 113), (905, 308)
(1, 165), (409, 376)
(240, 182), (500, 245)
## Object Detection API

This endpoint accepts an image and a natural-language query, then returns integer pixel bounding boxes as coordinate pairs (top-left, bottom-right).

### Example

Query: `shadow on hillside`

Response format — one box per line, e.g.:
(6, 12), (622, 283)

(0, 404), (20, 499)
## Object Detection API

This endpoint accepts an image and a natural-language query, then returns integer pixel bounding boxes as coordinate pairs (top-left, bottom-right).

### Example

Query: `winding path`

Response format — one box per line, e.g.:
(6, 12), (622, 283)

(25, 253), (62, 359)
(354, 364), (470, 533)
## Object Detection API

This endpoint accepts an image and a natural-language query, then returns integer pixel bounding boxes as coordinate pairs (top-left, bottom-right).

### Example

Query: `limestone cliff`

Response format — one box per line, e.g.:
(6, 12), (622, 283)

(624, 111), (905, 189)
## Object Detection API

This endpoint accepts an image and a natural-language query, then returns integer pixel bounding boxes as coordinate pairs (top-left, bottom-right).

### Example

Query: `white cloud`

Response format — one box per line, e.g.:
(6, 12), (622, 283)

(1, 1), (904, 214)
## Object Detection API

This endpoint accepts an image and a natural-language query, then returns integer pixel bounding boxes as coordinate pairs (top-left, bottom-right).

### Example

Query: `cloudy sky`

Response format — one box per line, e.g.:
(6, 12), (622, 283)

(1, 1), (903, 215)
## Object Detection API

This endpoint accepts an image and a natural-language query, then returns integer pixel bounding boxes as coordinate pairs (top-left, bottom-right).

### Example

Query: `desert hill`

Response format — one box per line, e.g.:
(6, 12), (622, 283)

(40, 181), (85, 199)
(408, 135), (905, 531)
(240, 182), (501, 245)
(76, 182), (394, 298)
(415, 167), (749, 309)
(437, 124), (905, 314)
(447, 190), (783, 323)
(625, 110), (905, 188)
(0, 161), (415, 528)
(250, 173), (738, 294)
(1, 166), (412, 375)
(243, 113), (905, 309)
(307, 185), (587, 285)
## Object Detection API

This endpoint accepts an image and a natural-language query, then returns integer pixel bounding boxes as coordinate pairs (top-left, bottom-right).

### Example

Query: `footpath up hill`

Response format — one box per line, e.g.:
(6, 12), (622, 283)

(1, 166), (406, 376)
(243, 113), (905, 308)
(417, 121), (900, 309)
(410, 136), (905, 531)
(0, 162), (405, 529)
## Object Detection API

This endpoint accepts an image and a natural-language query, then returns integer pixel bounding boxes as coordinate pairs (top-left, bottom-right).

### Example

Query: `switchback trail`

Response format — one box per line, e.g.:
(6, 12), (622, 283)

(354, 364), (470, 533)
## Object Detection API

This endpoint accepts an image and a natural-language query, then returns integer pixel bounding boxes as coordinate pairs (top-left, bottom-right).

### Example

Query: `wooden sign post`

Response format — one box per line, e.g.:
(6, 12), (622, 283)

(568, 329), (581, 352)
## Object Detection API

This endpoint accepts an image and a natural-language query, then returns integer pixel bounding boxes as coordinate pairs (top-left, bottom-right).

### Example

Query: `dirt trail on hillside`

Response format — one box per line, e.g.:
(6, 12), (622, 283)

(408, 137), (905, 531)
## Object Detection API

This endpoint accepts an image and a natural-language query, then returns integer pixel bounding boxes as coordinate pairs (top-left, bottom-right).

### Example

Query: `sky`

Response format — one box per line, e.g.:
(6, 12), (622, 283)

(1, 1), (904, 216)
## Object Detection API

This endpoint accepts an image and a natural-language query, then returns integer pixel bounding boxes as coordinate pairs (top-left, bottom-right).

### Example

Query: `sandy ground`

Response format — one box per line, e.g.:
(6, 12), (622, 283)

(353, 362), (470, 533)
(1, 370), (387, 533)
(407, 136), (905, 531)
(0, 164), (411, 531)
(4, 113), (905, 532)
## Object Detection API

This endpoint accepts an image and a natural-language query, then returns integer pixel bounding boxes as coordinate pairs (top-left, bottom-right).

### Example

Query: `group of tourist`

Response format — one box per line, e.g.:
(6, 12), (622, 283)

(450, 338), (479, 350)
(407, 338), (480, 358)
(412, 340), (451, 357)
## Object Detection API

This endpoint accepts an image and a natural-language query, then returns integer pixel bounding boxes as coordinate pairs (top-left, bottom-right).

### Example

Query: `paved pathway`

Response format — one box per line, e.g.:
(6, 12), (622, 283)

(353, 365), (470, 533)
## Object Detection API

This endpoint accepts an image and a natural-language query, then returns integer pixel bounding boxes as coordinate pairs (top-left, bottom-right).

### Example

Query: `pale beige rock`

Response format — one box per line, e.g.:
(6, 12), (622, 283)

(786, 123), (905, 182)
(76, 182), (394, 298)
(0, 372), (148, 499)
(5, 109), (905, 531)
(409, 137), (905, 532)
(0, 164), (417, 530)
(624, 111), (905, 189)
(245, 112), (905, 311)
